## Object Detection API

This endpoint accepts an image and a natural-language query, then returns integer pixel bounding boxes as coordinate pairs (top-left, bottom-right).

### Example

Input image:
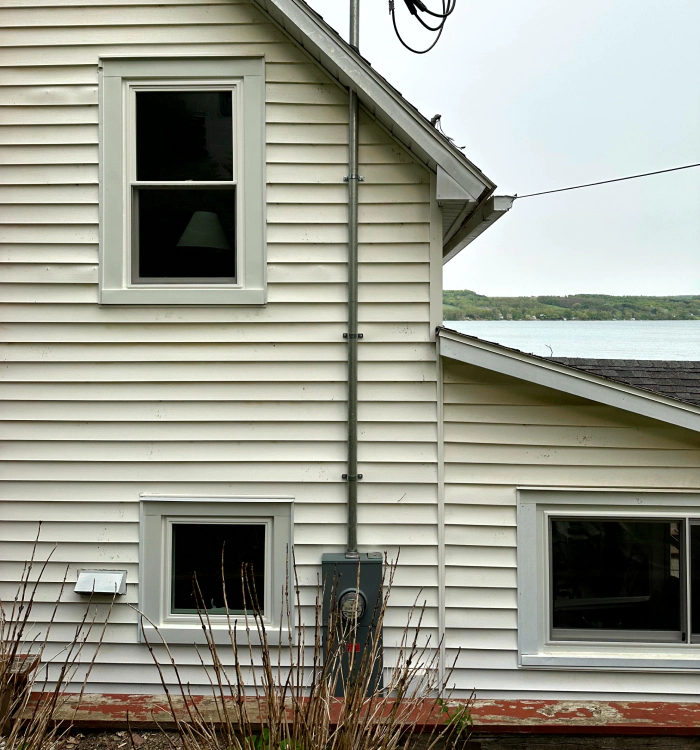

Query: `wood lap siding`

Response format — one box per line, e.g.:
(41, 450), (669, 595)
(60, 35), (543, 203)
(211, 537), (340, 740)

(442, 360), (700, 700)
(0, 0), (438, 689)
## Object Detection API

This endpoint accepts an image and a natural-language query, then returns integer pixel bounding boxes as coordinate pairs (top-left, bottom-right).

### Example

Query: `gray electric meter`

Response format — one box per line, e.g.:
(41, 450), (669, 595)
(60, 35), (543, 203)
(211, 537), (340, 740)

(321, 552), (383, 696)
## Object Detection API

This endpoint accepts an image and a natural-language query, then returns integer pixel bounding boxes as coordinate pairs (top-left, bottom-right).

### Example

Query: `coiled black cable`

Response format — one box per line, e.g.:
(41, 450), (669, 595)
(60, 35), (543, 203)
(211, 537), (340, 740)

(390, 0), (457, 53)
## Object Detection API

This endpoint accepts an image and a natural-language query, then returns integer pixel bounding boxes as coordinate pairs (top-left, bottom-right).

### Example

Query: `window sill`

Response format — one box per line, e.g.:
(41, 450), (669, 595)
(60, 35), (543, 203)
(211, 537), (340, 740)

(140, 621), (291, 646)
(100, 286), (265, 306)
(520, 650), (700, 672)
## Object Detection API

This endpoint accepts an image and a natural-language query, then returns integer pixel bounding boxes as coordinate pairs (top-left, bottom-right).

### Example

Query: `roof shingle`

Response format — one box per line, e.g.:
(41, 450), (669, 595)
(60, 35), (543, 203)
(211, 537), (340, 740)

(548, 359), (700, 407)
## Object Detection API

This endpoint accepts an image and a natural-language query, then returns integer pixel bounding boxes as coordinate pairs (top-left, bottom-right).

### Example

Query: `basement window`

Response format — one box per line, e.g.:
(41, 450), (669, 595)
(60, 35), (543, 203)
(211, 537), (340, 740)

(518, 490), (700, 670)
(139, 497), (292, 644)
(99, 58), (265, 305)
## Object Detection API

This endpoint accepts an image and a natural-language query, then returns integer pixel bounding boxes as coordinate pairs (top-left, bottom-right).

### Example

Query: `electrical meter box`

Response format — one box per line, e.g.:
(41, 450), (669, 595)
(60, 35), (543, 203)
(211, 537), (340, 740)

(321, 552), (383, 696)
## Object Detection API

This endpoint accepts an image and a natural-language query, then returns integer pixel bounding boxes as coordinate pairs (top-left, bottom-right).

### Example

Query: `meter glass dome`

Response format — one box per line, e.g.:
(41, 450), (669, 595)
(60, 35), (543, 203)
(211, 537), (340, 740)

(338, 590), (366, 621)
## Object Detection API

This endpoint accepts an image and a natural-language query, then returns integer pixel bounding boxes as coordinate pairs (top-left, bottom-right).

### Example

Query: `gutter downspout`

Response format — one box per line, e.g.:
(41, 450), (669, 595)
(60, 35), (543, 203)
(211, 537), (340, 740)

(345, 0), (361, 559)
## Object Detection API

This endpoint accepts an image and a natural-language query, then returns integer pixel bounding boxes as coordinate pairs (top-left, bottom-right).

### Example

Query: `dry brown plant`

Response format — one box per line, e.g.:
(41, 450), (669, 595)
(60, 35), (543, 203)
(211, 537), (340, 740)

(0, 525), (113, 750)
(140, 552), (474, 750)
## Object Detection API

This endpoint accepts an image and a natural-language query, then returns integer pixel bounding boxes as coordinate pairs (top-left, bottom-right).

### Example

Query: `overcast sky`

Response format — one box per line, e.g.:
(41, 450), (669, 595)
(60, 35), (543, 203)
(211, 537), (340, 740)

(304, 0), (700, 296)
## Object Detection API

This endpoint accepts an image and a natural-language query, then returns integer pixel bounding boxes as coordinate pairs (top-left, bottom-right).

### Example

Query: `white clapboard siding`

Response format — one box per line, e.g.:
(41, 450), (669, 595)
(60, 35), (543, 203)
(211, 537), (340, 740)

(443, 359), (700, 698)
(0, 360), (434, 382)
(0, 300), (430, 322)
(0, 0), (439, 693)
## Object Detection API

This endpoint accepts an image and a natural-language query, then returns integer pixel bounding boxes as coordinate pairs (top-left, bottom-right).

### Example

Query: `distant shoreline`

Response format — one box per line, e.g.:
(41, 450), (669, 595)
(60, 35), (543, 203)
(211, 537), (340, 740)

(443, 291), (700, 322)
(444, 319), (700, 360)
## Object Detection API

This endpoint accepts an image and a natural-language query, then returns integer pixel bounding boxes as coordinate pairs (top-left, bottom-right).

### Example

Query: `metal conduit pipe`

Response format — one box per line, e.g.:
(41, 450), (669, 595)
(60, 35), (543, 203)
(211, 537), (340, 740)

(345, 0), (361, 558)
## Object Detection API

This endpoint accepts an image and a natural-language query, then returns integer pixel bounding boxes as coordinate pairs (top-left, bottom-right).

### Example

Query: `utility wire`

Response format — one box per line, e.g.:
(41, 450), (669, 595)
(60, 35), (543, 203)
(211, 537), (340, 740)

(390, 0), (456, 54)
(516, 163), (700, 199)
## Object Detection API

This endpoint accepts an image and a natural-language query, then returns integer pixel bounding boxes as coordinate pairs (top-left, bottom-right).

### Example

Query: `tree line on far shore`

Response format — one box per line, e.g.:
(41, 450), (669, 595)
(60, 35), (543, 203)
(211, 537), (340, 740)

(443, 290), (700, 321)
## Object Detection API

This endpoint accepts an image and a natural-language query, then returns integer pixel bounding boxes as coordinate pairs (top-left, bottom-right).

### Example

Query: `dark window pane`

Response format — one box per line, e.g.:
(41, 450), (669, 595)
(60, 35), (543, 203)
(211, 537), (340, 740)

(551, 518), (681, 634)
(692, 525), (700, 635)
(135, 188), (236, 280)
(171, 524), (265, 614)
(136, 91), (233, 181)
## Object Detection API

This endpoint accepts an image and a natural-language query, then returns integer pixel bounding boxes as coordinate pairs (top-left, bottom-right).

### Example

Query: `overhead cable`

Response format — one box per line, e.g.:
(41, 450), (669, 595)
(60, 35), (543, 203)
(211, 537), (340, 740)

(516, 163), (700, 199)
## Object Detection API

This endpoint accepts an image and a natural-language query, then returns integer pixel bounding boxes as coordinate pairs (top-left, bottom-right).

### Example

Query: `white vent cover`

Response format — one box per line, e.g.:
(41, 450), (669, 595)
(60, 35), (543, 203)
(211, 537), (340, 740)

(75, 570), (127, 596)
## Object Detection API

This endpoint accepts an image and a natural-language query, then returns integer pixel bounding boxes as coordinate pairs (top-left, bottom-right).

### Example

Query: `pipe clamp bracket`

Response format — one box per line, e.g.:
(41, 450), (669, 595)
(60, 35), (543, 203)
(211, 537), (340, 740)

(344, 174), (365, 182)
(342, 474), (363, 481)
(343, 333), (363, 339)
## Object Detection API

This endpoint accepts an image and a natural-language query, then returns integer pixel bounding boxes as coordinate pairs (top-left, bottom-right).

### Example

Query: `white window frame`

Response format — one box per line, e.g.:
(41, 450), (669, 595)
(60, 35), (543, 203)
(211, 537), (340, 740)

(517, 488), (700, 672)
(99, 57), (266, 305)
(139, 496), (292, 644)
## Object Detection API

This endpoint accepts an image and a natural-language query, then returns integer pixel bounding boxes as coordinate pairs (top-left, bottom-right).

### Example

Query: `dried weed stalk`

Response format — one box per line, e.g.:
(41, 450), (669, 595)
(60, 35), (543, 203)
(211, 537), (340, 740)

(141, 551), (473, 750)
(0, 525), (113, 750)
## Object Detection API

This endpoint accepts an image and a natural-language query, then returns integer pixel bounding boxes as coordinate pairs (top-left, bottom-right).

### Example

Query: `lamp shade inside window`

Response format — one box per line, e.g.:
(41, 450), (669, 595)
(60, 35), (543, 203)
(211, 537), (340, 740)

(135, 188), (236, 280)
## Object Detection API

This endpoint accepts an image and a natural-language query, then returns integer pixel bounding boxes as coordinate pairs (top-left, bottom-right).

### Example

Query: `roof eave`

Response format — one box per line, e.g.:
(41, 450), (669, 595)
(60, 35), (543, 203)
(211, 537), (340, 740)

(251, 0), (496, 204)
(442, 195), (515, 264)
(437, 327), (700, 434)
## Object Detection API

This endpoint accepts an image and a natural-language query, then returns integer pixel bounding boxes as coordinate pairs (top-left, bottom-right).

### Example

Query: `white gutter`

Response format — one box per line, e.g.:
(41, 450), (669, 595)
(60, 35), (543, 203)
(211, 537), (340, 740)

(438, 327), (700, 434)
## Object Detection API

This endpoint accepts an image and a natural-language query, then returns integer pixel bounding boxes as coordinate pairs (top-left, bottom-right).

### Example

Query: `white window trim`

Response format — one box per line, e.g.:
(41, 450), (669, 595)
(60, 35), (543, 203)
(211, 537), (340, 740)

(99, 57), (266, 306)
(517, 488), (700, 672)
(139, 496), (292, 644)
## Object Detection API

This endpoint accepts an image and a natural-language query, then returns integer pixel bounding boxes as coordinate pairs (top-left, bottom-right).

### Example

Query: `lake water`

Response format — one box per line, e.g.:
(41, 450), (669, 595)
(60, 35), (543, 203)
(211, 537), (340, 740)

(443, 320), (700, 360)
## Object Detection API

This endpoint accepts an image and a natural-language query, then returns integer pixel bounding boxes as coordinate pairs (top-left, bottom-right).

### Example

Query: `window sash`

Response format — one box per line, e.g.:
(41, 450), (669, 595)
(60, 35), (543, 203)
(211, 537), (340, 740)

(128, 84), (239, 185)
(130, 184), (238, 285)
(165, 517), (271, 617)
(127, 82), (239, 286)
(548, 515), (686, 644)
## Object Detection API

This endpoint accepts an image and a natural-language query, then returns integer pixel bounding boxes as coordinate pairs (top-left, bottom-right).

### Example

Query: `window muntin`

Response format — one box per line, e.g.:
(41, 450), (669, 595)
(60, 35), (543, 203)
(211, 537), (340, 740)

(550, 518), (682, 642)
(170, 522), (266, 615)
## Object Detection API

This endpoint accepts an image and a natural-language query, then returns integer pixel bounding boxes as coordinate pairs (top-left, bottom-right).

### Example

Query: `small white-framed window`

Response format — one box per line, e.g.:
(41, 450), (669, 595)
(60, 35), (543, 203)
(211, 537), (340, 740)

(139, 496), (292, 644)
(517, 489), (700, 671)
(99, 58), (265, 305)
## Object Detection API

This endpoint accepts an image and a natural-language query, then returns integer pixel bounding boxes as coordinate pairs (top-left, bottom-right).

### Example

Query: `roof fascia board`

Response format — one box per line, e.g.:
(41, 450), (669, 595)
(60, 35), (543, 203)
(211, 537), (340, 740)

(438, 328), (700, 434)
(252, 0), (494, 201)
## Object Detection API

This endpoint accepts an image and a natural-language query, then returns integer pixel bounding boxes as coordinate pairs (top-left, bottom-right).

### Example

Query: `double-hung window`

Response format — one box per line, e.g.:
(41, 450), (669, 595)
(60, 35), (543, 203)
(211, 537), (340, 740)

(99, 58), (265, 305)
(518, 489), (700, 670)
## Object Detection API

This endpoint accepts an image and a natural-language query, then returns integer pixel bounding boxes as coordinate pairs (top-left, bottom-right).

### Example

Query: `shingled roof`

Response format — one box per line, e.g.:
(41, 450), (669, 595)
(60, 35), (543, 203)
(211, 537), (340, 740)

(548, 359), (700, 407)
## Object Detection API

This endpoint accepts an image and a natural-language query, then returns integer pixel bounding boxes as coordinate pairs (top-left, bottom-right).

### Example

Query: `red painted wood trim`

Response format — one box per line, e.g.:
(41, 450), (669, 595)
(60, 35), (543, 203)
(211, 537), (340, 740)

(471, 700), (700, 735)
(28, 694), (700, 735)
